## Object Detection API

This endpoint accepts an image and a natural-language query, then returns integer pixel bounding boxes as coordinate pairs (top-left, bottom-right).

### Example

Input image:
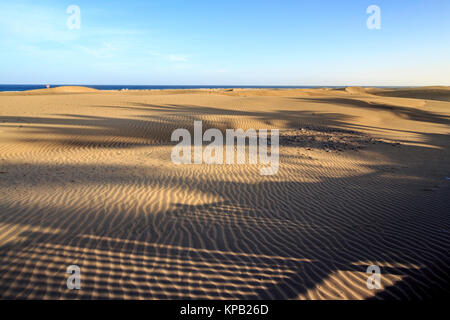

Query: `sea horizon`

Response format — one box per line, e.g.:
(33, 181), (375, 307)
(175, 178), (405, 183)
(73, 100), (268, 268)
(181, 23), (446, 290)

(0, 84), (432, 92)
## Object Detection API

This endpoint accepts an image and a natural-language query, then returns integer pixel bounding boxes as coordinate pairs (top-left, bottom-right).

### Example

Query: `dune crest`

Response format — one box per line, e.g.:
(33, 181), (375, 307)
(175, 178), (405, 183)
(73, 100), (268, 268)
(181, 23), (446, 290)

(23, 86), (99, 94)
(368, 86), (450, 102)
(344, 86), (369, 95)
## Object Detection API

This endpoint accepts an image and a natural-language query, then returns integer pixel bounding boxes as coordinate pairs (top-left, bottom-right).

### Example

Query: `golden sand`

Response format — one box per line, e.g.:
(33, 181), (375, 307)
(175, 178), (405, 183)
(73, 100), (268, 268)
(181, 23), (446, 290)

(0, 87), (449, 299)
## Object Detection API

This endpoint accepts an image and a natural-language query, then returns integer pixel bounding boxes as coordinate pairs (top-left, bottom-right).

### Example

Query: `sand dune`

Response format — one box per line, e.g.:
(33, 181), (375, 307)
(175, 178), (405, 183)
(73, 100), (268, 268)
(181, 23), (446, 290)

(0, 86), (99, 96)
(344, 86), (369, 95)
(367, 86), (450, 102)
(0, 87), (449, 299)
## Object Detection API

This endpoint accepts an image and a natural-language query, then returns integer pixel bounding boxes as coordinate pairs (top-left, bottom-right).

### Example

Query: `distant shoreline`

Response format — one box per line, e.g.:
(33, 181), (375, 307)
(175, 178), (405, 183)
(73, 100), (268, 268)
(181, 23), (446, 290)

(0, 84), (442, 93)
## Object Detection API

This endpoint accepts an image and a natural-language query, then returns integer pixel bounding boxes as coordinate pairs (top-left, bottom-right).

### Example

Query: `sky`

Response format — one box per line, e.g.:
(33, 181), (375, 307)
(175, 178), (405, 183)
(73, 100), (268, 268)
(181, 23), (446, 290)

(0, 0), (449, 86)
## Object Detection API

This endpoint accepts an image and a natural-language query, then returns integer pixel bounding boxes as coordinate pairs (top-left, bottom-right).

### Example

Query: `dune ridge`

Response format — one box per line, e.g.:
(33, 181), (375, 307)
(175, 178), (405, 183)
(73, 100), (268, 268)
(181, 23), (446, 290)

(0, 86), (99, 95)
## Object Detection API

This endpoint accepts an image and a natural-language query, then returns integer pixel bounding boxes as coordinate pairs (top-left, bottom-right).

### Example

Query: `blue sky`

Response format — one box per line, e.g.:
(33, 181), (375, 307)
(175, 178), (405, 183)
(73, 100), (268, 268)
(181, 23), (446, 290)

(0, 0), (449, 85)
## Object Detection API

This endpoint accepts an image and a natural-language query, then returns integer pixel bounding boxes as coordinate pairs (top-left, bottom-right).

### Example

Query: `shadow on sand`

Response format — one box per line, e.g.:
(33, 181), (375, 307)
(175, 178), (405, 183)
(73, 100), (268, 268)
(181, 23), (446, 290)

(0, 102), (449, 299)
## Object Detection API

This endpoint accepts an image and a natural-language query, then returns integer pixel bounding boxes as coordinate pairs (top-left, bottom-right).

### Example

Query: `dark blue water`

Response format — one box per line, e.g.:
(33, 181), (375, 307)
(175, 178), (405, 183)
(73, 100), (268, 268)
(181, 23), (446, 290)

(0, 84), (344, 92)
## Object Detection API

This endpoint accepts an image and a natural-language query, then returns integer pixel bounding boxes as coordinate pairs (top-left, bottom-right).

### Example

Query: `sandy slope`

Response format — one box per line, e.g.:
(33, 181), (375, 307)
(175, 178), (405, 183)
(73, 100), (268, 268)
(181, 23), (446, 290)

(0, 87), (449, 299)
(6, 86), (100, 95)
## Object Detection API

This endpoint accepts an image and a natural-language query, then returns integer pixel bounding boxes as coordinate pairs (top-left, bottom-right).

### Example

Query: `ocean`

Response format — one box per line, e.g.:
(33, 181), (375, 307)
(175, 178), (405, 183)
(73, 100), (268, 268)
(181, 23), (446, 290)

(0, 84), (343, 92)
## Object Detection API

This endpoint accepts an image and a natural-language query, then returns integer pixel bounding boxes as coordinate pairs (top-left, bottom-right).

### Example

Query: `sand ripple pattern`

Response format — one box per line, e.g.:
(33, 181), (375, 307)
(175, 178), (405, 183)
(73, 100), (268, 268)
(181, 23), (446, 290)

(0, 90), (449, 299)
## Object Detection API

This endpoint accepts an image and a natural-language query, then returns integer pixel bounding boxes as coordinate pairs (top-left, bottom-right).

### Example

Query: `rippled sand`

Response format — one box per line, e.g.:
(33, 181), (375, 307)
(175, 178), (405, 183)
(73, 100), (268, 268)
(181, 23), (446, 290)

(0, 86), (449, 299)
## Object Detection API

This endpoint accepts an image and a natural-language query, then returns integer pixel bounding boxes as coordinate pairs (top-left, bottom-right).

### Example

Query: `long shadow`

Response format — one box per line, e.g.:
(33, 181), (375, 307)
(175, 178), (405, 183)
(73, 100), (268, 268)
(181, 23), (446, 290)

(369, 88), (450, 102)
(0, 101), (449, 299)
(291, 97), (450, 126)
(0, 104), (356, 150)
(0, 145), (449, 299)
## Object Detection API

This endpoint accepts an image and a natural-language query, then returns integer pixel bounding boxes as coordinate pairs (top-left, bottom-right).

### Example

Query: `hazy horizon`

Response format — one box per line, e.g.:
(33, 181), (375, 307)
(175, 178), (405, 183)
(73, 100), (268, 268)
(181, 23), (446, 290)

(1, 84), (446, 89)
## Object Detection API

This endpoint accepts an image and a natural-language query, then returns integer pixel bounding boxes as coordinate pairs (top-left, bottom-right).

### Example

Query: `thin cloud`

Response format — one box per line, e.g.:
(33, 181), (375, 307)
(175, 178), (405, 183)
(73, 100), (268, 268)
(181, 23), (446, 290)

(80, 42), (116, 58)
(149, 51), (189, 62)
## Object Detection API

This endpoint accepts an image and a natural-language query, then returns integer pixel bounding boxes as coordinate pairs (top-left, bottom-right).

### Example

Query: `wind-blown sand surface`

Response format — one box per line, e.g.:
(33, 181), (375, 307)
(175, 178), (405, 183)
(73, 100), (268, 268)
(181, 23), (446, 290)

(0, 86), (449, 299)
